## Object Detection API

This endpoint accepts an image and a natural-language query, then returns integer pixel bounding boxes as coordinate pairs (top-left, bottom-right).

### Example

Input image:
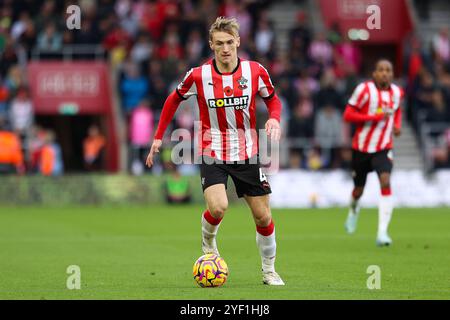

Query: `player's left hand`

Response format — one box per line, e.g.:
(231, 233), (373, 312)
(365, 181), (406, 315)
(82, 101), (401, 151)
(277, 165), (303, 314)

(394, 127), (401, 137)
(265, 118), (281, 141)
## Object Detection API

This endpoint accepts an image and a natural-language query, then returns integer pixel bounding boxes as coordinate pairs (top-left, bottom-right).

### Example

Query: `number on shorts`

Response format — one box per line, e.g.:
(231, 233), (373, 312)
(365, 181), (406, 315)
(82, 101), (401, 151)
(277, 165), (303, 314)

(259, 168), (268, 182)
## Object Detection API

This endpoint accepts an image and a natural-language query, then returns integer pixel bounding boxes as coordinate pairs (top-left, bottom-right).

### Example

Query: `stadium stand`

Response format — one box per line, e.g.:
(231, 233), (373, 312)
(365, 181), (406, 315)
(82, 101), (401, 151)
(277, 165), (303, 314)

(0, 0), (448, 176)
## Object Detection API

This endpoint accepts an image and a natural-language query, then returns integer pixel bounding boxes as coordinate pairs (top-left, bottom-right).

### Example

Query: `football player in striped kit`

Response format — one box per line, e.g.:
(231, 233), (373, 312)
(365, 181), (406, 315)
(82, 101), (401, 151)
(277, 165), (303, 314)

(343, 59), (404, 246)
(146, 17), (284, 285)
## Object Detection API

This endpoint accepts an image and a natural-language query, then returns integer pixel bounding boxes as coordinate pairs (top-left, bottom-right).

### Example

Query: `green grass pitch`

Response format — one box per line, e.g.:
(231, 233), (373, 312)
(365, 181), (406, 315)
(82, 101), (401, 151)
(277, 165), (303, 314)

(0, 205), (449, 299)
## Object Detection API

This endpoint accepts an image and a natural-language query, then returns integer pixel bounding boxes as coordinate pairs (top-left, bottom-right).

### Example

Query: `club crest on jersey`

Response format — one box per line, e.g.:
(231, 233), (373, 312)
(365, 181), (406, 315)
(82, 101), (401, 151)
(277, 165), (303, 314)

(208, 96), (249, 110)
(237, 76), (248, 90)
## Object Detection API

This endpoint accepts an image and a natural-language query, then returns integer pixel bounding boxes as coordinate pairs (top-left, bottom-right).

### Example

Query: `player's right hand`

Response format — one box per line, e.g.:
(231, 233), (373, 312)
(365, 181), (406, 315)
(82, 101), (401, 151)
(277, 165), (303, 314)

(145, 139), (162, 168)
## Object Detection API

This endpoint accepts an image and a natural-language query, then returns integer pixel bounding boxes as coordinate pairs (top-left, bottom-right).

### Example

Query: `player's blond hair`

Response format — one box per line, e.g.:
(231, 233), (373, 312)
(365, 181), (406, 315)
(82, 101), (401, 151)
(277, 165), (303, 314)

(209, 16), (240, 40)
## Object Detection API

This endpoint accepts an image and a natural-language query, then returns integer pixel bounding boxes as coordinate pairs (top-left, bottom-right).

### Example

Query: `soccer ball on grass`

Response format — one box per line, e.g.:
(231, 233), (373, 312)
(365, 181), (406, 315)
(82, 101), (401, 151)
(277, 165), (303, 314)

(193, 254), (228, 287)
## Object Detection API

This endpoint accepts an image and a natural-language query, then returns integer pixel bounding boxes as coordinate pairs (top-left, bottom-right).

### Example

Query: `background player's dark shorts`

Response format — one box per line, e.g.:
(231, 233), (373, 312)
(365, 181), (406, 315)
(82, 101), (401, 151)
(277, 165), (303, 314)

(351, 149), (393, 187)
(199, 156), (272, 198)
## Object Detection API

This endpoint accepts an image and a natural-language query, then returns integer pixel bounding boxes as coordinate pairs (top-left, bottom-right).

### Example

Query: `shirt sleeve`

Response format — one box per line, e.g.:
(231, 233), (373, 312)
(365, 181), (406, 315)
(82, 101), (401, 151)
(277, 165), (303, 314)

(263, 93), (282, 122)
(176, 68), (197, 100)
(257, 63), (275, 99)
(348, 83), (368, 109)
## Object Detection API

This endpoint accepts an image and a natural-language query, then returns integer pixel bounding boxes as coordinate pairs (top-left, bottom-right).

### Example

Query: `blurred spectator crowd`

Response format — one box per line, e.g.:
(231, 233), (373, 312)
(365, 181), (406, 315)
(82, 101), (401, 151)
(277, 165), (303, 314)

(404, 28), (450, 168)
(0, 0), (449, 175)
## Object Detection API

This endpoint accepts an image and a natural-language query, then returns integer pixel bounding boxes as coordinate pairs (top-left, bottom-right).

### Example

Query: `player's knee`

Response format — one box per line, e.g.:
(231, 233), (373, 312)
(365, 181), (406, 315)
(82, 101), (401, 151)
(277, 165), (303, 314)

(254, 212), (272, 228)
(210, 202), (228, 218)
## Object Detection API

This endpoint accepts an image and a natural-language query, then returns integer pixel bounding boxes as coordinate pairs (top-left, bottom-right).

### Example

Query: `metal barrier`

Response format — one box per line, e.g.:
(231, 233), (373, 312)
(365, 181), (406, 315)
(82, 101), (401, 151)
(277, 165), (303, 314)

(31, 45), (106, 61)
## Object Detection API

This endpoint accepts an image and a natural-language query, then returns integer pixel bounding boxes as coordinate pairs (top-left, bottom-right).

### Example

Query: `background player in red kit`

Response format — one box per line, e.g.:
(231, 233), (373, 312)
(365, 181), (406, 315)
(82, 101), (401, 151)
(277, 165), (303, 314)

(146, 17), (284, 285)
(343, 59), (403, 246)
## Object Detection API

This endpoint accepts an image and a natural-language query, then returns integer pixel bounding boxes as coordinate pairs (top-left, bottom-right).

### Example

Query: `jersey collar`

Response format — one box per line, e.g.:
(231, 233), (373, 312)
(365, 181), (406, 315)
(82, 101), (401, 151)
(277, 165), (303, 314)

(213, 57), (241, 75)
(371, 80), (392, 91)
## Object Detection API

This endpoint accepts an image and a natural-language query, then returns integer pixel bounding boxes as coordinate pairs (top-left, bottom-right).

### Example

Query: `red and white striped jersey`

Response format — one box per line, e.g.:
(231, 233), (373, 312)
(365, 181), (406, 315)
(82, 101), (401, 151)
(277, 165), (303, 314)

(176, 58), (278, 161)
(348, 81), (404, 153)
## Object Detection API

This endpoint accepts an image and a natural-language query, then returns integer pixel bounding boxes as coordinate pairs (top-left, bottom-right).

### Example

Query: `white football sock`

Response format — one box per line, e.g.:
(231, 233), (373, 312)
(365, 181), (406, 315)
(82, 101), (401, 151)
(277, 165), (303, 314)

(378, 195), (393, 236)
(201, 214), (221, 248)
(350, 195), (360, 213)
(256, 229), (276, 273)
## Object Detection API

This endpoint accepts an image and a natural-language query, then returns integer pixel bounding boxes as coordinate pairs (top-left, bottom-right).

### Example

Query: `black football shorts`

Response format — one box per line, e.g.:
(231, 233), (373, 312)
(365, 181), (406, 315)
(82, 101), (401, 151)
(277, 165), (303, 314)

(351, 149), (393, 187)
(199, 156), (272, 198)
